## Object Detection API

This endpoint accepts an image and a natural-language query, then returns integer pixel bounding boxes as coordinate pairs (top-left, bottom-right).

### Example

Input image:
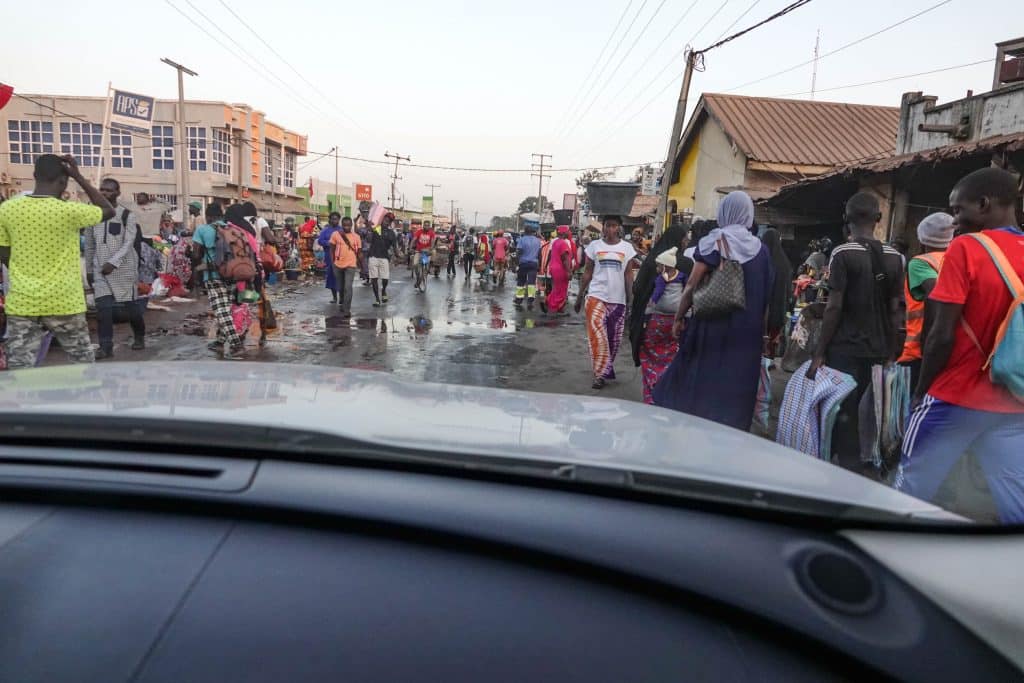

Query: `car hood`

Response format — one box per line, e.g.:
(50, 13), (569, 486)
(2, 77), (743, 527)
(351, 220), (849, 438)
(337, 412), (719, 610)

(0, 362), (958, 521)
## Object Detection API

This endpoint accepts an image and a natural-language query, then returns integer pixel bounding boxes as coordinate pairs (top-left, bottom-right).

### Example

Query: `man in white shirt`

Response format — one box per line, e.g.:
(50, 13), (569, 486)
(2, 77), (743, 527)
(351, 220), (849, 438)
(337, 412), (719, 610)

(574, 215), (636, 390)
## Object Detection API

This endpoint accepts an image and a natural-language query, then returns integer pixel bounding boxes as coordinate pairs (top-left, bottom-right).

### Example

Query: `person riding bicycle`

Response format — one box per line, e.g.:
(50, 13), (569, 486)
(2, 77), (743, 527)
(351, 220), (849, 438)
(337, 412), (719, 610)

(412, 222), (437, 292)
(492, 230), (510, 285)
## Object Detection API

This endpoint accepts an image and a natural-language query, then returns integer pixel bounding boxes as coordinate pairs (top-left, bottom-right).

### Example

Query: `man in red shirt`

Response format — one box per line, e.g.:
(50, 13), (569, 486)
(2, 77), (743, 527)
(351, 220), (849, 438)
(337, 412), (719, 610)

(412, 222), (437, 292)
(895, 167), (1024, 523)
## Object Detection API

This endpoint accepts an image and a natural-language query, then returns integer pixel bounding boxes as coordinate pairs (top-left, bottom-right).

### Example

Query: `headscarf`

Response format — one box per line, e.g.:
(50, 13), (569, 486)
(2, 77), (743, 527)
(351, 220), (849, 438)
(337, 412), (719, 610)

(628, 224), (687, 366)
(917, 212), (955, 249)
(699, 191), (763, 264)
(761, 228), (793, 332)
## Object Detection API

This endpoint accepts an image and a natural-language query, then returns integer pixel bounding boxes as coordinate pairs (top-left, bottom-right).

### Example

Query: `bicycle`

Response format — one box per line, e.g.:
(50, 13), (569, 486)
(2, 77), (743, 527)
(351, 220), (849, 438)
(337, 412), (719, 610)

(413, 250), (431, 293)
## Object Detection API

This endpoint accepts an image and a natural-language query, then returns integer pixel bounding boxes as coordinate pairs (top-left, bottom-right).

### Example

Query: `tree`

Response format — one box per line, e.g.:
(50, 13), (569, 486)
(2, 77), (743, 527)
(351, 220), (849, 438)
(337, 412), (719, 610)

(516, 196), (551, 214)
(490, 215), (516, 231)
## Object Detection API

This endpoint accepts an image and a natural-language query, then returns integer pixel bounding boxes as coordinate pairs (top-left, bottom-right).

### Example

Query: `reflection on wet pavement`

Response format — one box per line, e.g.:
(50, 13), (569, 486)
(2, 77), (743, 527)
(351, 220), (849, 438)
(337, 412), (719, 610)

(144, 273), (611, 393)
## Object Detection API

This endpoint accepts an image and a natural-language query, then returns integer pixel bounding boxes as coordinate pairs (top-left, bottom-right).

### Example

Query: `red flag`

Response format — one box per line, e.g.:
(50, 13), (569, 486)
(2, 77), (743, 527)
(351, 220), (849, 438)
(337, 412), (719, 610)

(308, 177), (314, 200)
(0, 84), (13, 112)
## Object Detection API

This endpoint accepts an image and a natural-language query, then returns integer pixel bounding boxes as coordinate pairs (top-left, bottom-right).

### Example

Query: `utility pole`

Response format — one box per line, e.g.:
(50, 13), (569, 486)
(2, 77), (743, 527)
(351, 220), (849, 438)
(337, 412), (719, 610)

(655, 49), (696, 236)
(449, 199), (458, 224)
(810, 30), (821, 101)
(385, 151), (410, 210)
(474, 210), (479, 226)
(531, 153), (551, 220)
(161, 58), (198, 222)
(333, 146), (339, 214)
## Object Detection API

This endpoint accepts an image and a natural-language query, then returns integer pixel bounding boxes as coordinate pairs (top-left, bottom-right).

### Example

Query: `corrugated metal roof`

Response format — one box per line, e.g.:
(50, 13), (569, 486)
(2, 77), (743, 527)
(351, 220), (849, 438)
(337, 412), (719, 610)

(702, 94), (900, 167)
(764, 131), (1024, 206)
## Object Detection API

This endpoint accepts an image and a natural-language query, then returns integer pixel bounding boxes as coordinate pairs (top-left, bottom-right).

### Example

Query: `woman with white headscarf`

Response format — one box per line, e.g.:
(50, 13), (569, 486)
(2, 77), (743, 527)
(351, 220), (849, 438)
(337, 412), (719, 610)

(653, 191), (775, 430)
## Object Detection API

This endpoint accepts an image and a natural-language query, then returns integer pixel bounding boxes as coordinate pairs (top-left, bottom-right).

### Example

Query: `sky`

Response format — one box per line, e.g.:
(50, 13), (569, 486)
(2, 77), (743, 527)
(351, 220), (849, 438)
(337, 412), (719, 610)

(3, 0), (1017, 223)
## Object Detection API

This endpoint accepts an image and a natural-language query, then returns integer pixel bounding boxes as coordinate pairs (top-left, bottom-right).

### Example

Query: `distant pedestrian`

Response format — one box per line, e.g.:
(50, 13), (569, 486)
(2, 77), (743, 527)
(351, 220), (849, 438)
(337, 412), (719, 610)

(0, 155), (114, 368)
(628, 224), (688, 371)
(896, 212), (955, 388)
(476, 234), (492, 281)
(298, 215), (317, 272)
(653, 191), (773, 429)
(357, 216), (372, 285)
(514, 225), (542, 309)
(84, 177), (145, 359)
(638, 248), (689, 404)
(445, 226), (458, 278)
(896, 168), (1024, 523)
(762, 227), (794, 358)
(492, 230), (510, 285)
(461, 228), (477, 280)
(807, 192), (904, 476)
(546, 226), (574, 314)
(575, 215), (636, 390)
(412, 220), (437, 292)
(318, 213), (343, 303)
(368, 213), (398, 306)
(329, 212), (362, 316)
(192, 203), (246, 359)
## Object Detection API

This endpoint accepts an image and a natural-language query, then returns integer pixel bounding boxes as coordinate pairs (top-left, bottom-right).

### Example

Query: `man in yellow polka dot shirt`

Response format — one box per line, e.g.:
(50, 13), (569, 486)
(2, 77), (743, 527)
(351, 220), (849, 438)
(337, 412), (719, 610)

(0, 154), (115, 368)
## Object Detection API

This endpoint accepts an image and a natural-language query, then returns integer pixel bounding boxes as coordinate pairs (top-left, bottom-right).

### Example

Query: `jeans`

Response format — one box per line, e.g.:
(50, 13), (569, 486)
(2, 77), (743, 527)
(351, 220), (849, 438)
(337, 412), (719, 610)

(462, 253), (474, 277)
(334, 266), (357, 312)
(95, 296), (145, 352)
(825, 350), (886, 474)
(447, 251), (457, 276)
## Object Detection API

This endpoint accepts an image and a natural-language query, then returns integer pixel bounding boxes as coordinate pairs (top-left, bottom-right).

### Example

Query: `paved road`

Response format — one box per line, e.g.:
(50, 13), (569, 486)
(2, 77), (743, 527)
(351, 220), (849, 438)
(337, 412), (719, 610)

(77, 266), (643, 402)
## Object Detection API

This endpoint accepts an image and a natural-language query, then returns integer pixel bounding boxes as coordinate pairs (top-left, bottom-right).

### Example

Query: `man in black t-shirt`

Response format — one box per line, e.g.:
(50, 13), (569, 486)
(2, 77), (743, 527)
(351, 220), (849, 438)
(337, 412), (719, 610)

(808, 192), (905, 477)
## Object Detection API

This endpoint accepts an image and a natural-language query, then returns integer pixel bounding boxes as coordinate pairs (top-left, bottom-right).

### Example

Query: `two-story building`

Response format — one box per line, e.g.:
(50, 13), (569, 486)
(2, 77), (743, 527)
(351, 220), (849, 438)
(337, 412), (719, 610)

(2, 94), (307, 233)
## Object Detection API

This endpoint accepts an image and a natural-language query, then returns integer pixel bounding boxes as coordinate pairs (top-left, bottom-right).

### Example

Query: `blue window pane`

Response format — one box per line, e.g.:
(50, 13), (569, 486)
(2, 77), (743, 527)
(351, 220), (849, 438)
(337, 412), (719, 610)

(72, 144), (81, 154)
(31, 143), (41, 153)
(30, 121), (40, 131)
(10, 153), (20, 164)
(60, 122), (70, 132)
(166, 161), (174, 169)
(124, 159), (133, 169)
(42, 133), (53, 143)
(8, 132), (18, 142)
(7, 121), (17, 131)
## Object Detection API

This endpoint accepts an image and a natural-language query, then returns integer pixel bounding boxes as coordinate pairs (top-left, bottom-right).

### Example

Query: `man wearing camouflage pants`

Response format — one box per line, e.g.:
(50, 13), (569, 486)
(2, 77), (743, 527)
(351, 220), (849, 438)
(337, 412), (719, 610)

(0, 154), (114, 369)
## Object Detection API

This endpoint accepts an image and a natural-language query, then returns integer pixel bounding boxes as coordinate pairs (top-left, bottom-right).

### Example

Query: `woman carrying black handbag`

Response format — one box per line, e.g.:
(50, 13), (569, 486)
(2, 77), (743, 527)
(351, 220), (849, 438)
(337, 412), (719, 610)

(652, 191), (775, 431)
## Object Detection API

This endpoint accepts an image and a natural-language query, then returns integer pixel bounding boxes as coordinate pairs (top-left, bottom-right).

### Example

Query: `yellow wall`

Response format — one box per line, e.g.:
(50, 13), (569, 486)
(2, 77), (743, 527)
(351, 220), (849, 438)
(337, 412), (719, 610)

(668, 129), (701, 212)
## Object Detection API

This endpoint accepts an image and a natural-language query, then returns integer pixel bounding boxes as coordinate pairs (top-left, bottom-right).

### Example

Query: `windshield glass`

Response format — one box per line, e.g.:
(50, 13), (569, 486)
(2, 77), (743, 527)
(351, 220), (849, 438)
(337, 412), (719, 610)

(0, 0), (1021, 527)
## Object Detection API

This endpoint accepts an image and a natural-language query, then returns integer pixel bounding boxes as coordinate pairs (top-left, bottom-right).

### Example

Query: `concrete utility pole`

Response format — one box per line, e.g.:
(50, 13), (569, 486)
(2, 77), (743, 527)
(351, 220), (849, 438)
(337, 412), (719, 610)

(161, 58), (198, 220)
(531, 153), (551, 220)
(449, 199), (458, 224)
(385, 151), (410, 210)
(655, 50), (695, 236)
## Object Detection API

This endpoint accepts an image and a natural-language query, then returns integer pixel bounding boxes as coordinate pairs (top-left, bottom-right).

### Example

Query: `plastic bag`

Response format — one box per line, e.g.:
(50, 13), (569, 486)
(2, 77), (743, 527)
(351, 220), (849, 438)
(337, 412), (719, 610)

(231, 303), (252, 336)
(149, 278), (169, 298)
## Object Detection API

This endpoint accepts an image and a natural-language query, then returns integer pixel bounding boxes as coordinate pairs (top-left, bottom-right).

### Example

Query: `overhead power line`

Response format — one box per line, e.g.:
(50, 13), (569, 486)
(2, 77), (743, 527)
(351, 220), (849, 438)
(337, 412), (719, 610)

(560, 0), (671, 140)
(552, 0), (636, 135)
(700, 0), (811, 53)
(722, 0), (956, 92)
(710, 0), (763, 43)
(774, 57), (993, 97)
(563, 0), (730, 164)
(556, 0), (651, 137)
(601, 0), (703, 109)
(217, 0), (379, 144)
